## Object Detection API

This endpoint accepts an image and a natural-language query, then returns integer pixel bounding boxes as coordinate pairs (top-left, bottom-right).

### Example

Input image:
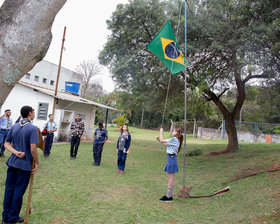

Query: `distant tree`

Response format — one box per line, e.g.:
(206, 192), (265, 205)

(0, 0), (67, 105)
(76, 59), (103, 98)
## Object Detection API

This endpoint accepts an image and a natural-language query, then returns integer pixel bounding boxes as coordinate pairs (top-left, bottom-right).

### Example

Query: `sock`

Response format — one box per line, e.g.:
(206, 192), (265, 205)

(166, 187), (174, 198)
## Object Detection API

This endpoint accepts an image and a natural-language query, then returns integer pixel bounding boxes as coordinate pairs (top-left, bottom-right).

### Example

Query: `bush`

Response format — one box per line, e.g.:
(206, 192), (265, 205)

(187, 148), (202, 156)
(112, 113), (129, 127)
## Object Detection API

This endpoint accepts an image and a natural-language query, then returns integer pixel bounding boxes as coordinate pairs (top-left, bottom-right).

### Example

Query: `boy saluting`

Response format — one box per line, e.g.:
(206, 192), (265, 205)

(1, 106), (39, 224)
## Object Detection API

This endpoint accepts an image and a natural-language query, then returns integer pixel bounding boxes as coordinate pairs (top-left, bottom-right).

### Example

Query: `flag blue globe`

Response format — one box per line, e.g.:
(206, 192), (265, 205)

(165, 42), (180, 59)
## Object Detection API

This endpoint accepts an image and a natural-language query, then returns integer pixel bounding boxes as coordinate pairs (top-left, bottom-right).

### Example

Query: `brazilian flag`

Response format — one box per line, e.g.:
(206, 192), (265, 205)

(147, 20), (186, 75)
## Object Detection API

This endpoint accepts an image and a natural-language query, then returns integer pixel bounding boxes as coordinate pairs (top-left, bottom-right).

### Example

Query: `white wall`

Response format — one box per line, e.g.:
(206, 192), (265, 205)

(1, 84), (54, 131)
(56, 101), (96, 141)
(20, 60), (82, 94)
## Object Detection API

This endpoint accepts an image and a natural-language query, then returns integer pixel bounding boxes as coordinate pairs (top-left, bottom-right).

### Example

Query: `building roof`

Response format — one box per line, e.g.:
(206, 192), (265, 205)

(19, 81), (117, 111)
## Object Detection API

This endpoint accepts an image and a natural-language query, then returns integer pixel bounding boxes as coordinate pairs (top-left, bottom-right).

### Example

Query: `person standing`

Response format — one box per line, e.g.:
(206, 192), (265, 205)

(116, 125), (131, 173)
(1, 106), (39, 224)
(93, 122), (108, 166)
(156, 127), (183, 202)
(0, 109), (13, 158)
(70, 114), (84, 159)
(43, 114), (57, 158)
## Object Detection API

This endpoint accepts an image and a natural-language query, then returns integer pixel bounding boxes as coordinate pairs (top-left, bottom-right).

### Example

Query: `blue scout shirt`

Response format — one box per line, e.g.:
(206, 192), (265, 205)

(43, 121), (57, 133)
(94, 128), (108, 144)
(0, 116), (13, 130)
(166, 137), (180, 155)
(5, 119), (39, 171)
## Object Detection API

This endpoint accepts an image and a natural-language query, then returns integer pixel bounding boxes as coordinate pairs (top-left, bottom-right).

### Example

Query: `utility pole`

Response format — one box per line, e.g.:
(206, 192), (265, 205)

(52, 26), (67, 115)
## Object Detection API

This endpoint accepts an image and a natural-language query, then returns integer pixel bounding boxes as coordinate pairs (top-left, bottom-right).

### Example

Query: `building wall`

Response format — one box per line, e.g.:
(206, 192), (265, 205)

(1, 84), (96, 142)
(20, 60), (82, 94)
(1, 84), (54, 131)
(55, 101), (96, 141)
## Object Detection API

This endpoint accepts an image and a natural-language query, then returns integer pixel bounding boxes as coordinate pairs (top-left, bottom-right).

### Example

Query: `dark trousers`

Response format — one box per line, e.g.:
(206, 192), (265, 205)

(2, 166), (30, 223)
(0, 130), (8, 153)
(93, 143), (104, 165)
(70, 136), (80, 157)
(44, 133), (54, 157)
(117, 150), (128, 171)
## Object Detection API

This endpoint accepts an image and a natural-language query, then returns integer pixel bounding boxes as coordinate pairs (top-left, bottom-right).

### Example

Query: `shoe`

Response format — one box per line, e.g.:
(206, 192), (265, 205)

(93, 163), (99, 166)
(17, 216), (25, 223)
(159, 195), (173, 202)
(0, 152), (4, 157)
(119, 170), (124, 173)
(1, 221), (7, 224)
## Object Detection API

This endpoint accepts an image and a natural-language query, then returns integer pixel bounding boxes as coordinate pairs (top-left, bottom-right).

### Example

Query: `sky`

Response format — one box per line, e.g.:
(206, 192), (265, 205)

(0, 0), (129, 92)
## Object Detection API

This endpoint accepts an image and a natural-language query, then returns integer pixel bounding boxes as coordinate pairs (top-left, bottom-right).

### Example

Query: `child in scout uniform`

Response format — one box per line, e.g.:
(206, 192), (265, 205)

(92, 122), (108, 166)
(1, 106), (39, 224)
(43, 114), (57, 158)
(0, 109), (13, 157)
(116, 125), (131, 173)
(156, 127), (183, 202)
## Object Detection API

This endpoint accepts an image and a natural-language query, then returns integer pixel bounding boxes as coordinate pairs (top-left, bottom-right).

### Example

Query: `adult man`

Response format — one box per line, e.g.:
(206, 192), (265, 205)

(0, 109), (13, 157)
(70, 114), (84, 159)
(93, 122), (108, 166)
(1, 106), (39, 224)
(43, 114), (57, 158)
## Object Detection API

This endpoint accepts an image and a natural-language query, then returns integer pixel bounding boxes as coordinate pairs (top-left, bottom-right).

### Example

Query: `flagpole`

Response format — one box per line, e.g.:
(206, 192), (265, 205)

(182, 0), (188, 199)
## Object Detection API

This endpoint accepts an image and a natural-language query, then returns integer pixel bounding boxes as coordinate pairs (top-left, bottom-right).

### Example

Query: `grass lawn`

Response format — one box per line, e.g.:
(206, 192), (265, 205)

(0, 127), (279, 224)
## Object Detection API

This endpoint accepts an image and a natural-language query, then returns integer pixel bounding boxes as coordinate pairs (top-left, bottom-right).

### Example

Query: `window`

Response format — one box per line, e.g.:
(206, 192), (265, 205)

(37, 103), (49, 120)
(25, 73), (31, 79)
(34, 76), (39, 82)
(43, 78), (47, 84)
(50, 80), (55, 86)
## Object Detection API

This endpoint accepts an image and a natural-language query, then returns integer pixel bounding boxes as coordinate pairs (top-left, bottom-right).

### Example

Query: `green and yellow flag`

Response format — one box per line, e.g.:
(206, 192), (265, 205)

(147, 20), (185, 75)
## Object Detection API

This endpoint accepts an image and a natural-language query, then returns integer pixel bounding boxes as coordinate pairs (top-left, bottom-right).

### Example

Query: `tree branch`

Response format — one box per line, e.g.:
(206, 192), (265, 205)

(242, 73), (270, 84)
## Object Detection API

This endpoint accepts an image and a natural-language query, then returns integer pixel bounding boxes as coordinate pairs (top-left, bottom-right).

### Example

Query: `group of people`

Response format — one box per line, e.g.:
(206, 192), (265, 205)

(42, 113), (131, 172)
(1, 105), (183, 223)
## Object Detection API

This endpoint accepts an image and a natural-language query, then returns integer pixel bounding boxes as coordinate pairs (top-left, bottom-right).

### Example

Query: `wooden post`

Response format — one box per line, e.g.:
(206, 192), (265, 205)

(52, 26), (67, 115)
(24, 161), (35, 223)
(105, 108), (109, 129)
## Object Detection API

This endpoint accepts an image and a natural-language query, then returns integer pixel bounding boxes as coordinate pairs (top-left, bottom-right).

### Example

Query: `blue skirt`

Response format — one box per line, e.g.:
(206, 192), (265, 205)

(164, 154), (179, 173)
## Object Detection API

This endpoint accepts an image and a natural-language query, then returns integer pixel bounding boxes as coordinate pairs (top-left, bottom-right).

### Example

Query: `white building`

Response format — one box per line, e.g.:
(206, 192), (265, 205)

(1, 60), (117, 142)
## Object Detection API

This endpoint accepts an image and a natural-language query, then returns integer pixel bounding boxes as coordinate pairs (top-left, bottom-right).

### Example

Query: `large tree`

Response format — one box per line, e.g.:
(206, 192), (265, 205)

(0, 0), (67, 105)
(186, 0), (279, 152)
(99, 0), (279, 152)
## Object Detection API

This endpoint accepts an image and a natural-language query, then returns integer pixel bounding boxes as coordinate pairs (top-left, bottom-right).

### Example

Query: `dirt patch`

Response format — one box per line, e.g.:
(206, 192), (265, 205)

(192, 204), (208, 209)
(52, 218), (69, 224)
(224, 162), (280, 184)
(166, 221), (176, 224)
(54, 196), (66, 201)
(160, 203), (172, 207)
(251, 210), (280, 224)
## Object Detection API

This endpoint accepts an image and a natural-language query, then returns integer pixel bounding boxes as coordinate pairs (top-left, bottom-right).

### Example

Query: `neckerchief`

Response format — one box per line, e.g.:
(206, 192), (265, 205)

(19, 118), (31, 127)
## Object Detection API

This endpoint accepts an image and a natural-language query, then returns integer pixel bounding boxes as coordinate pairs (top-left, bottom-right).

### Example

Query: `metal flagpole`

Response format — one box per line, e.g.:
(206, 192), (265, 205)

(182, 0), (188, 199)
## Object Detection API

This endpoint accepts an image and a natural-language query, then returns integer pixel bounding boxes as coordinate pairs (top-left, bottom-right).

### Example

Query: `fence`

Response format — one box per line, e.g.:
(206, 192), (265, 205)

(198, 120), (280, 143)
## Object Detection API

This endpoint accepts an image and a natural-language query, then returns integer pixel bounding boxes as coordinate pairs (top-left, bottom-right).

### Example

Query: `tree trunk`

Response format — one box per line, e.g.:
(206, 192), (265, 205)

(0, 0), (67, 105)
(224, 116), (239, 152)
(140, 108), (144, 128)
